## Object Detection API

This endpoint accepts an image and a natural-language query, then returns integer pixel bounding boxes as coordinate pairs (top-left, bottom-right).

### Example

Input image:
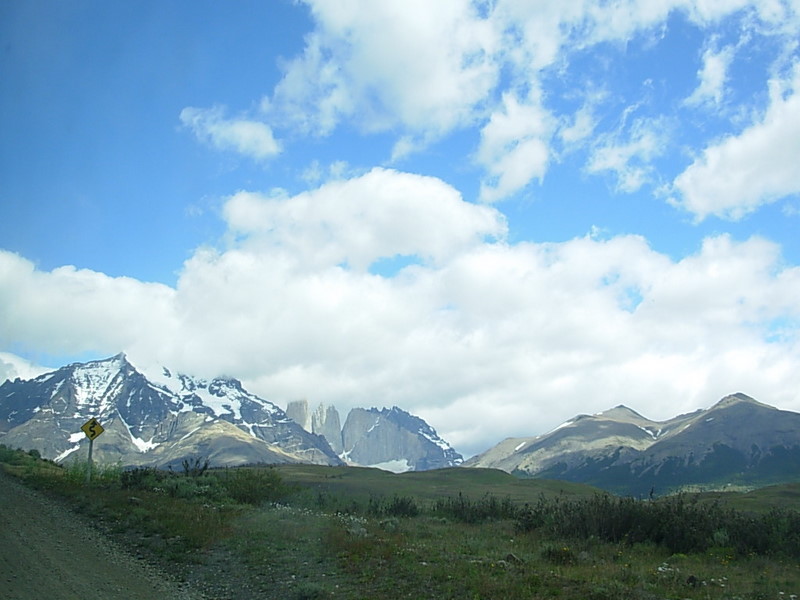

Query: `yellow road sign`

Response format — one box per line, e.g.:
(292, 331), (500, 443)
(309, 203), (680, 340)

(81, 417), (105, 440)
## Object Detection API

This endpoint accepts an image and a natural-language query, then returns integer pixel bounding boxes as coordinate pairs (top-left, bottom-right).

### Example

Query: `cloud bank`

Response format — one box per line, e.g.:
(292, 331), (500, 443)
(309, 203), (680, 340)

(3, 168), (799, 457)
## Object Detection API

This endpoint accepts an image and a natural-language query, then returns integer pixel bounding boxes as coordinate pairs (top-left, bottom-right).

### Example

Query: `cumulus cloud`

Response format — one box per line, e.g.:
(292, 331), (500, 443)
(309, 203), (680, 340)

(684, 43), (735, 107)
(559, 105), (598, 145)
(180, 106), (281, 160)
(672, 62), (800, 220)
(3, 168), (800, 457)
(222, 167), (507, 269)
(268, 0), (498, 137)
(257, 0), (797, 204)
(477, 92), (553, 202)
(0, 250), (177, 362)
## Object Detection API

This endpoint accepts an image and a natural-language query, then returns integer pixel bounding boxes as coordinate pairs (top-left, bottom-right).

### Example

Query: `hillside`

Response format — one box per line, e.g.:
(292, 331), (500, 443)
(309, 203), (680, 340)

(466, 394), (800, 495)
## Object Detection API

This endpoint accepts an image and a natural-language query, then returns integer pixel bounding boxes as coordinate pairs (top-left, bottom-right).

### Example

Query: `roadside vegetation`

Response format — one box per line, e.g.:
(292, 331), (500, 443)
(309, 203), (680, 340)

(2, 444), (799, 599)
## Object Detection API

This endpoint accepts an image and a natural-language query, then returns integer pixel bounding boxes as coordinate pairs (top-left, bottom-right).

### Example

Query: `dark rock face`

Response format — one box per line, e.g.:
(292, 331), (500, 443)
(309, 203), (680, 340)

(0, 354), (342, 468)
(286, 399), (344, 455)
(313, 403), (343, 455)
(341, 406), (463, 472)
(285, 400), (462, 472)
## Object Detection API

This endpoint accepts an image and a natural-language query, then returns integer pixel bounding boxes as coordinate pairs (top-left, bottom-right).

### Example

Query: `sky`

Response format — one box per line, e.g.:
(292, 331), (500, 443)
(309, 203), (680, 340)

(2, 0), (800, 459)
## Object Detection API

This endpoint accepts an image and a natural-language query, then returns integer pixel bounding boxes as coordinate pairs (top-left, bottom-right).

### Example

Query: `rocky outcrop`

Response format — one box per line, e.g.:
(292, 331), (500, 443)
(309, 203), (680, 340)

(312, 403), (343, 455)
(285, 401), (462, 472)
(286, 400), (344, 455)
(285, 399), (311, 431)
(341, 406), (463, 472)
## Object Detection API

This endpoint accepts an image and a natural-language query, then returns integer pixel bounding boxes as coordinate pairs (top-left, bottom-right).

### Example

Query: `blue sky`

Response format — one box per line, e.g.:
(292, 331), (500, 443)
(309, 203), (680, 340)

(2, 1), (800, 457)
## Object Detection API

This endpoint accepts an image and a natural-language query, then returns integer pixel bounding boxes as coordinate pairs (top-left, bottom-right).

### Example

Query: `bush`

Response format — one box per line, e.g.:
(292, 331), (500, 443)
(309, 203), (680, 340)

(120, 466), (167, 490)
(62, 459), (122, 484)
(367, 494), (420, 518)
(218, 468), (288, 505)
(515, 492), (800, 557)
(433, 492), (519, 524)
(180, 456), (210, 477)
(0, 444), (23, 464)
(0, 445), (48, 467)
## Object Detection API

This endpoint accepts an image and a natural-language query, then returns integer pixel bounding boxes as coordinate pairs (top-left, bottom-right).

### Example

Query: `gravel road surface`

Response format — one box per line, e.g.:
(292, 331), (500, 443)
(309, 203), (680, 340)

(0, 469), (202, 600)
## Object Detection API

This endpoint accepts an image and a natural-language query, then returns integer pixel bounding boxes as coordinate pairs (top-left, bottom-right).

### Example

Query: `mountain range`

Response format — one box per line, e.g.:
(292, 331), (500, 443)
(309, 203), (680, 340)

(465, 393), (800, 495)
(2, 354), (797, 494)
(0, 354), (461, 471)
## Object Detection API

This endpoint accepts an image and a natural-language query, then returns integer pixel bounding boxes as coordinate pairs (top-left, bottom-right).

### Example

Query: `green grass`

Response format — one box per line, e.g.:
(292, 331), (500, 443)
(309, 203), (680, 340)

(2, 446), (800, 599)
(696, 482), (800, 513)
(273, 463), (598, 506)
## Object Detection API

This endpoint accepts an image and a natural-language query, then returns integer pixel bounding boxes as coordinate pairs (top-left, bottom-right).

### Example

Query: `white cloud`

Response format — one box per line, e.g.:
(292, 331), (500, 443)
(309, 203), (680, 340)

(559, 105), (597, 145)
(477, 92), (554, 202)
(222, 167), (507, 270)
(586, 117), (670, 192)
(0, 251), (177, 361)
(672, 62), (800, 220)
(3, 168), (800, 457)
(0, 352), (49, 382)
(684, 43), (735, 107)
(180, 106), (281, 160)
(262, 0), (798, 204)
(269, 0), (498, 137)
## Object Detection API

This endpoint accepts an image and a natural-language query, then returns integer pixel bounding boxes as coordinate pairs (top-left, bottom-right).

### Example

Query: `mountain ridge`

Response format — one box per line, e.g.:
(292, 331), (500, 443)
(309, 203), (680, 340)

(466, 393), (800, 495)
(0, 354), (342, 468)
(0, 354), (463, 472)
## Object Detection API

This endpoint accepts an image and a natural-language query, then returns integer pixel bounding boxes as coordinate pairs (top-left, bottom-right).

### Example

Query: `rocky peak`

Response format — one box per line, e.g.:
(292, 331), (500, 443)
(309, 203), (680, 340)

(0, 354), (342, 468)
(599, 405), (647, 420)
(710, 393), (763, 410)
(286, 399), (311, 430)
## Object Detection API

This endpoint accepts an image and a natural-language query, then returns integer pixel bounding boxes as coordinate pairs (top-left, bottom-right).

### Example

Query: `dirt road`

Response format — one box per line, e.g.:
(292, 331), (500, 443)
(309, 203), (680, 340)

(0, 469), (202, 600)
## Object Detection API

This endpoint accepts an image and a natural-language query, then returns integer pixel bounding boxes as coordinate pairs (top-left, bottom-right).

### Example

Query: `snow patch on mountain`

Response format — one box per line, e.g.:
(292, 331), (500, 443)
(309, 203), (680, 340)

(0, 354), (343, 468)
(69, 354), (128, 413)
(369, 459), (413, 473)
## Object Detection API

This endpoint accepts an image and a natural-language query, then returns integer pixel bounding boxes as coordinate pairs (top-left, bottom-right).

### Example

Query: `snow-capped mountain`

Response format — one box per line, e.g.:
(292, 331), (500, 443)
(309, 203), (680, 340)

(0, 353), (342, 468)
(465, 393), (800, 495)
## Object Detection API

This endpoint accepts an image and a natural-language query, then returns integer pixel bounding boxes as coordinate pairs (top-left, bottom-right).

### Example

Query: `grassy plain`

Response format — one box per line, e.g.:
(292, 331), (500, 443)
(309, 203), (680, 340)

(1, 446), (799, 599)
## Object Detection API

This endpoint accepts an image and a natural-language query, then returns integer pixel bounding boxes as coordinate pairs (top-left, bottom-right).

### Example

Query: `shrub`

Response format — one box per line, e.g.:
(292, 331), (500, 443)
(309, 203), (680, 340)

(367, 494), (420, 518)
(218, 467), (288, 505)
(0, 444), (23, 464)
(515, 492), (800, 557)
(120, 466), (167, 490)
(62, 459), (122, 484)
(180, 456), (210, 477)
(433, 492), (519, 524)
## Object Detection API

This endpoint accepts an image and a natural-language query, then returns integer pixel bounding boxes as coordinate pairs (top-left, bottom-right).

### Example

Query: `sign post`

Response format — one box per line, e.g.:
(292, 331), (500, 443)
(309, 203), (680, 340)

(80, 417), (105, 483)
